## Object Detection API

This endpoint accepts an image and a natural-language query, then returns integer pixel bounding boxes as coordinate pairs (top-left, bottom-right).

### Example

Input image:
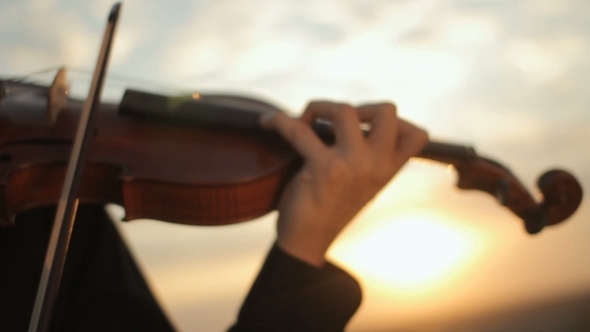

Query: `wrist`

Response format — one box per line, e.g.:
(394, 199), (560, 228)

(277, 222), (341, 267)
(276, 237), (327, 267)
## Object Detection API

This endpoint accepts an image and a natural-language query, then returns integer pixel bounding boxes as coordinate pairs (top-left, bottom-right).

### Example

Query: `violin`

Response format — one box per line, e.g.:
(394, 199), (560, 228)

(0, 72), (583, 234)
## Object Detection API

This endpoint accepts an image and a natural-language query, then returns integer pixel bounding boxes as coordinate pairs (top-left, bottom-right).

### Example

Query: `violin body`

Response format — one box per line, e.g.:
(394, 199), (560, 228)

(0, 83), (300, 227)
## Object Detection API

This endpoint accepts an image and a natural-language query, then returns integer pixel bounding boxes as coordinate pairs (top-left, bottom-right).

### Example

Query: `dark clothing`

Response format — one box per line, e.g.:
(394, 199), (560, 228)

(231, 245), (362, 332)
(0, 206), (174, 332)
(0, 205), (361, 331)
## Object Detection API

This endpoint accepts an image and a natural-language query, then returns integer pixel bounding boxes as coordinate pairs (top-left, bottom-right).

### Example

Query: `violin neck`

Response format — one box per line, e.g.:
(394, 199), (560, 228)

(311, 121), (477, 165)
(418, 141), (478, 164)
(119, 89), (478, 166)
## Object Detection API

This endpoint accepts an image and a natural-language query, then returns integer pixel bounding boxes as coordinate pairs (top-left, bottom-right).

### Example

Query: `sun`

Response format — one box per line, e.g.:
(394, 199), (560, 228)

(331, 211), (485, 294)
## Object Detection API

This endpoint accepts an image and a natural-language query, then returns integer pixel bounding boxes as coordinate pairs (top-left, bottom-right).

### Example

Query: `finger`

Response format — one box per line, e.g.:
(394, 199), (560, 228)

(355, 103), (397, 152)
(303, 101), (364, 151)
(392, 120), (429, 167)
(260, 111), (329, 160)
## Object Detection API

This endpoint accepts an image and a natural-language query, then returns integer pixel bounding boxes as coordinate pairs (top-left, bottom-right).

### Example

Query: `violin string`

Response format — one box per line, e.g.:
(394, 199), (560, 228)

(3, 67), (296, 116)
(4, 67), (62, 84)
(68, 67), (193, 94)
(1, 67), (62, 99)
(1, 66), (185, 96)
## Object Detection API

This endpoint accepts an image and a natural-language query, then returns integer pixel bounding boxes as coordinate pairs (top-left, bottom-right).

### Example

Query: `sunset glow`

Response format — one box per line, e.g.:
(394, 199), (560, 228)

(334, 212), (484, 293)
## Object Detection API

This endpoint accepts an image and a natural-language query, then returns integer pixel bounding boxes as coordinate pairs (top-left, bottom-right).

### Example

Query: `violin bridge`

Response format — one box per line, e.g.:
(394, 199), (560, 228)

(47, 67), (69, 126)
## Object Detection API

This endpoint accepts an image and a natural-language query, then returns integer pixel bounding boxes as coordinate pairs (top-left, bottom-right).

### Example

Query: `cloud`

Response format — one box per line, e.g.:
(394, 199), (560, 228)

(523, 0), (576, 18)
(438, 13), (503, 47)
(26, 0), (57, 11)
(506, 35), (586, 86)
(160, 0), (444, 82)
(451, 104), (550, 144)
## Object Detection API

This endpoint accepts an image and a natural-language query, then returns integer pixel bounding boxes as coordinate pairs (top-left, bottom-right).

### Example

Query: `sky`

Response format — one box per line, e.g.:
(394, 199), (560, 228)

(2, 0), (589, 331)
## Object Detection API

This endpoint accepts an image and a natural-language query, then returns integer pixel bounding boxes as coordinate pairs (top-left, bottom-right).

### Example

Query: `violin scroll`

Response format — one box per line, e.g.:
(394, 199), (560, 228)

(432, 152), (584, 234)
(537, 169), (583, 227)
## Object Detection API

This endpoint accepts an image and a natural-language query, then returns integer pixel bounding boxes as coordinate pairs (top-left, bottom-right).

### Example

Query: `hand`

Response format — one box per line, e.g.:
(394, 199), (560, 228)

(260, 101), (428, 267)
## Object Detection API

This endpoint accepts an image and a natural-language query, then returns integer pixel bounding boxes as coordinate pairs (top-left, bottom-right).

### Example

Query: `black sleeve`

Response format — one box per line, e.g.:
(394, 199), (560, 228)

(228, 244), (362, 332)
(1, 206), (361, 332)
(0, 205), (175, 332)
